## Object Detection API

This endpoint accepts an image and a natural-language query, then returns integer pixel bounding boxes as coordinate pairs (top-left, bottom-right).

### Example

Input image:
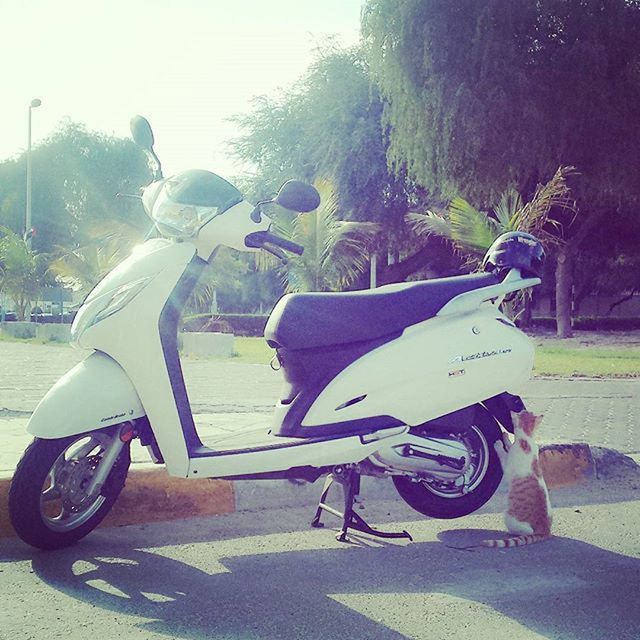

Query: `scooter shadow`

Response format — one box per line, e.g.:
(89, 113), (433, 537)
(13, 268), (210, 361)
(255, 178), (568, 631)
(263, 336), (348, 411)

(29, 531), (640, 640)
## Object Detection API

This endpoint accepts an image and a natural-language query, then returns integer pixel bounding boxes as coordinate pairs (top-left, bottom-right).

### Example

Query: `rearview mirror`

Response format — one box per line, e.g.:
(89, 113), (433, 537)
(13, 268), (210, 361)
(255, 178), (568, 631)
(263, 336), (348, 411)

(130, 115), (155, 151)
(130, 115), (163, 179)
(275, 180), (320, 213)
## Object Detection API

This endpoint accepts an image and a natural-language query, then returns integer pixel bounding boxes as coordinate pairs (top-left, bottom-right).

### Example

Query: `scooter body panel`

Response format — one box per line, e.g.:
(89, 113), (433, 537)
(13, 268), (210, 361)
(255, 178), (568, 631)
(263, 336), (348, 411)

(300, 306), (533, 429)
(27, 352), (145, 438)
(75, 240), (199, 476)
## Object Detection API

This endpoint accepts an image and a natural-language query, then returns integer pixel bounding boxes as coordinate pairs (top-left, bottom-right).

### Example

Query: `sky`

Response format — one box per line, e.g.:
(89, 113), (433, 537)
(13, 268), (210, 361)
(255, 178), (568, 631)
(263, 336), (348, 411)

(1, 0), (363, 180)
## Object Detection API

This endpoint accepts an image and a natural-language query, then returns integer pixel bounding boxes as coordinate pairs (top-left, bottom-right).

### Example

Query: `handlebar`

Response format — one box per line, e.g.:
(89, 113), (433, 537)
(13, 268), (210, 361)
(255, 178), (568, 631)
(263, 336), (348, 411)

(245, 231), (304, 256)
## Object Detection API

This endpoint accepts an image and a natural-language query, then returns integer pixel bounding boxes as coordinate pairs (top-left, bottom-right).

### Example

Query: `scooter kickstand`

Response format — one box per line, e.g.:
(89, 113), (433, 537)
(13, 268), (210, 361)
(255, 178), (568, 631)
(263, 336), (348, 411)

(311, 465), (413, 543)
(311, 473), (334, 528)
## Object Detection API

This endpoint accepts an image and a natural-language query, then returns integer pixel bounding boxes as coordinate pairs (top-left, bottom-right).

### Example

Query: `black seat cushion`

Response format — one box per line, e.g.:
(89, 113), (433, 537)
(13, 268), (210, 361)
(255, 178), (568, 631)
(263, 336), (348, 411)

(264, 272), (500, 350)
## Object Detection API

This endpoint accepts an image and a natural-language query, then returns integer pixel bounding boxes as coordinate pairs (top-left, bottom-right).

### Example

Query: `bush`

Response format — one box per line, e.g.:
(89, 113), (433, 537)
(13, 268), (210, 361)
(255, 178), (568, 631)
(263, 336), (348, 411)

(530, 317), (640, 331)
(200, 318), (234, 333)
(182, 314), (269, 337)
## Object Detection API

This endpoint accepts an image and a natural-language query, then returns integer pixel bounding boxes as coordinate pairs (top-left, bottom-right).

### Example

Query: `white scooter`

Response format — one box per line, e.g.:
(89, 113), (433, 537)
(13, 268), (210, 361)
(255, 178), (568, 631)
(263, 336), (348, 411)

(9, 116), (544, 549)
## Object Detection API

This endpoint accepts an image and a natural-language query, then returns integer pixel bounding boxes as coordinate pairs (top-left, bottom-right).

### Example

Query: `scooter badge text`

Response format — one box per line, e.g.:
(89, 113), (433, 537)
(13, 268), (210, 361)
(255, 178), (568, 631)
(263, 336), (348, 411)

(449, 348), (512, 364)
(101, 412), (126, 423)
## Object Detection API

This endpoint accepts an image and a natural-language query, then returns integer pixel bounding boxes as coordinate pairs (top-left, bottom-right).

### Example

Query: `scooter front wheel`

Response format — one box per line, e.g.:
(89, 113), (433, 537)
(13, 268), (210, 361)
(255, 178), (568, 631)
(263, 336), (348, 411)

(8, 428), (130, 549)
(393, 407), (503, 519)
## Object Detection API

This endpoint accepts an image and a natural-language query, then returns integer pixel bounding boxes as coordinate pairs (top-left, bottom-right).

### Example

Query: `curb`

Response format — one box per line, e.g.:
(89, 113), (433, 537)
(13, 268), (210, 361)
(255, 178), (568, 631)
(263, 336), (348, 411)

(0, 468), (235, 540)
(1, 444), (638, 540)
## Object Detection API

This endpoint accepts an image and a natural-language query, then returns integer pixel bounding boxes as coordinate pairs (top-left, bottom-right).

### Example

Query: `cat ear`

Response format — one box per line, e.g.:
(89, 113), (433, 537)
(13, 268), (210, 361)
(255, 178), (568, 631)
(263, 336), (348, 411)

(523, 413), (544, 436)
(517, 411), (538, 436)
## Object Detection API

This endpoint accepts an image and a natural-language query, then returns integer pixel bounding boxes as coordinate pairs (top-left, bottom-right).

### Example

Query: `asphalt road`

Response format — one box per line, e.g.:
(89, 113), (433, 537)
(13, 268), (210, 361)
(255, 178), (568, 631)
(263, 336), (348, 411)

(1, 480), (639, 640)
(1, 341), (639, 639)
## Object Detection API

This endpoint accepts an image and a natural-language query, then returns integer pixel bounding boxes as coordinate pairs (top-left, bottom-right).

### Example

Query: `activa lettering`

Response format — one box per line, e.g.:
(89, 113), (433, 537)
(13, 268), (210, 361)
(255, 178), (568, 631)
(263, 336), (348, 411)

(450, 348), (512, 364)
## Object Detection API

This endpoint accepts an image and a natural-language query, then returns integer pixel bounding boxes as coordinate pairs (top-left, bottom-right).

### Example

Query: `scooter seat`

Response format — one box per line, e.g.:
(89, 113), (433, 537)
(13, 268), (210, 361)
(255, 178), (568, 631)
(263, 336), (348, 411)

(264, 272), (500, 350)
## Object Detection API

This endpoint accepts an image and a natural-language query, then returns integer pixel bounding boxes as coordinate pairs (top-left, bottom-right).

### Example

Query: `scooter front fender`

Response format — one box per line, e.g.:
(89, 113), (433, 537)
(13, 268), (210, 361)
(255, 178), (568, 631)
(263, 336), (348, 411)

(28, 352), (145, 439)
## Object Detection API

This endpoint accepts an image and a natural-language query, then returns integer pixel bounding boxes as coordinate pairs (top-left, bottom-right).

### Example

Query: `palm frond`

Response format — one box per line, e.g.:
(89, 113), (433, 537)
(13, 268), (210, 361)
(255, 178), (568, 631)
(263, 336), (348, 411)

(517, 165), (577, 245)
(493, 187), (523, 229)
(275, 178), (380, 292)
(406, 210), (455, 240)
(447, 196), (500, 253)
(0, 225), (18, 240)
(48, 220), (141, 293)
(408, 198), (499, 255)
(327, 221), (380, 289)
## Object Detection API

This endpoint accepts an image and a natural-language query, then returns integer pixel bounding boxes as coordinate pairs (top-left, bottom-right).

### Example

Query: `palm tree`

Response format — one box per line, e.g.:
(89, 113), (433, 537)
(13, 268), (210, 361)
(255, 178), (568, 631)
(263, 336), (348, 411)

(406, 166), (577, 333)
(49, 220), (144, 294)
(0, 227), (50, 321)
(270, 179), (380, 292)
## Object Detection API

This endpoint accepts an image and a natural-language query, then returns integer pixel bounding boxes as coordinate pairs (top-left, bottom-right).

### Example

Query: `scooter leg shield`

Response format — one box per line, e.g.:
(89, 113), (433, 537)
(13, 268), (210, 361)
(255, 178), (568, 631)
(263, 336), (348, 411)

(27, 352), (146, 439)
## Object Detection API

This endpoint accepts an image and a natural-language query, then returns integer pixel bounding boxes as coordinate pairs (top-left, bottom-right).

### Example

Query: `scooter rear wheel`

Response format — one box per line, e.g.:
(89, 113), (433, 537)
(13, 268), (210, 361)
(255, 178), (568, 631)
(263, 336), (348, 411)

(393, 406), (503, 519)
(9, 428), (130, 549)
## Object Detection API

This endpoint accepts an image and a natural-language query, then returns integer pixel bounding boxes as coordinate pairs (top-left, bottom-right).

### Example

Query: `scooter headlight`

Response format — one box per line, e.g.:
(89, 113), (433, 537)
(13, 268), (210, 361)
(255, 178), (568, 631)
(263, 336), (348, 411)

(71, 276), (154, 342)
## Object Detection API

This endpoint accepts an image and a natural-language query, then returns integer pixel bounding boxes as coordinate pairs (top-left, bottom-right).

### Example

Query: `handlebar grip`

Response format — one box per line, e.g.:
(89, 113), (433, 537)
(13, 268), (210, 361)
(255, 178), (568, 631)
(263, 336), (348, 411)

(245, 231), (304, 256)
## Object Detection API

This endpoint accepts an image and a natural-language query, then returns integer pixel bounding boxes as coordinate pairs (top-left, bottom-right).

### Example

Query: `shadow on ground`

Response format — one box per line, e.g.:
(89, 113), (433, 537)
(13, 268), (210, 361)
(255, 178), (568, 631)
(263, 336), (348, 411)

(12, 528), (639, 640)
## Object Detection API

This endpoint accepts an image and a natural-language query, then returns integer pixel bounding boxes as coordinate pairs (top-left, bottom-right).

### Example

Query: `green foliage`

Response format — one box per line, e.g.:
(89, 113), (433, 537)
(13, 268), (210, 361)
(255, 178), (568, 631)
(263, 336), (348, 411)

(186, 248), (251, 314)
(0, 121), (153, 315)
(362, 0), (640, 214)
(410, 197), (500, 255)
(230, 45), (411, 227)
(407, 166), (576, 263)
(49, 219), (144, 293)
(0, 227), (50, 320)
(270, 180), (380, 292)
(0, 121), (152, 254)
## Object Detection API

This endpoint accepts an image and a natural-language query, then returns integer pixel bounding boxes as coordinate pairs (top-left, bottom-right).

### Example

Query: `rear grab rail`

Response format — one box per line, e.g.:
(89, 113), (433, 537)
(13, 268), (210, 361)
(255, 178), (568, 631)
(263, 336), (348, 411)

(436, 269), (541, 316)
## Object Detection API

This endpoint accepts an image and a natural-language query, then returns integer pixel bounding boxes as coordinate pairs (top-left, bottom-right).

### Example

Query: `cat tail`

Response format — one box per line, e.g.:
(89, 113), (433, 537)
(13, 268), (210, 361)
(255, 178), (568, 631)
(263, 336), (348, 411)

(481, 533), (551, 548)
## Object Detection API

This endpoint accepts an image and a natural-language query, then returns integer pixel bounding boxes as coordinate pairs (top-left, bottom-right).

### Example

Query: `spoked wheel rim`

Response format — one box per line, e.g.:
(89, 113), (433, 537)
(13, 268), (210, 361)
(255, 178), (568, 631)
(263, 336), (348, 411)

(39, 433), (111, 532)
(420, 425), (491, 499)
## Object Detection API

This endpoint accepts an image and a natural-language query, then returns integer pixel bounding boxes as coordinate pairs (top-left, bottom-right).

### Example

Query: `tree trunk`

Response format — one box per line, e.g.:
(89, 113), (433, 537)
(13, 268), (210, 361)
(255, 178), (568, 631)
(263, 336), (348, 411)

(555, 249), (573, 338)
(519, 293), (533, 329)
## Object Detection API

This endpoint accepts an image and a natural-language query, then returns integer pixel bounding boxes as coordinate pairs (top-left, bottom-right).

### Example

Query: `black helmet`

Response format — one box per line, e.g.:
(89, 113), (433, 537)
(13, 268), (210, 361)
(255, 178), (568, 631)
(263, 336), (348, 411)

(482, 232), (545, 278)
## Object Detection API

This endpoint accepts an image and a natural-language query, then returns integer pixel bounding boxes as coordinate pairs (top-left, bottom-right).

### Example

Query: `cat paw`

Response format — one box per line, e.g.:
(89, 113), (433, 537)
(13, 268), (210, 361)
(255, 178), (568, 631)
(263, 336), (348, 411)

(494, 440), (509, 468)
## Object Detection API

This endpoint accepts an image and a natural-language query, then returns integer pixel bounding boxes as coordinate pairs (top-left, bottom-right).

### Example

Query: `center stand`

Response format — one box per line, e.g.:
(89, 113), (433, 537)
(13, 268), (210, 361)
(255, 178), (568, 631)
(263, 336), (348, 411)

(311, 464), (413, 543)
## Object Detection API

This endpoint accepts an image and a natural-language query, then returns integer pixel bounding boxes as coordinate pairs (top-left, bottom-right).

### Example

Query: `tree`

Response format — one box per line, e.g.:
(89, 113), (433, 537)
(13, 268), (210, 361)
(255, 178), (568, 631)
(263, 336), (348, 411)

(231, 46), (410, 223)
(407, 166), (576, 323)
(230, 46), (445, 285)
(270, 180), (379, 292)
(0, 227), (50, 320)
(48, 219), (145, 294)
(0, 121), (152, 255)
(409, 166), (574, 256)
(0, 122), (153, 319)
(362, 0), (640, 335)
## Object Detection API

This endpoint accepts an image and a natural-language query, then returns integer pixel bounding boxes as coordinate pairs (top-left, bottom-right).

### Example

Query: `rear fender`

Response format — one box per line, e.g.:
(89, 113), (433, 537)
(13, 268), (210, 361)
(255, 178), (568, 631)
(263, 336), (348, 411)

(28, 352), (145, 439)
(417, 395), (525, 436)
(482, 393), (526, 433)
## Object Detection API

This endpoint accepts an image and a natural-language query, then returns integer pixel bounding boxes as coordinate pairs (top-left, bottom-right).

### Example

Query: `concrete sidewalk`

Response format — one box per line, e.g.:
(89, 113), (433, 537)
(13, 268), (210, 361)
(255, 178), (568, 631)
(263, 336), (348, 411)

(0, 341), (638, 538)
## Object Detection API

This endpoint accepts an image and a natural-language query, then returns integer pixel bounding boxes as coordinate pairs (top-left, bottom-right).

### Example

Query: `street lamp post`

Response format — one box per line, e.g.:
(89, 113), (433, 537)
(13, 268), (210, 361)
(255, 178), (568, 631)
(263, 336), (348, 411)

(26, 98), (42, 250)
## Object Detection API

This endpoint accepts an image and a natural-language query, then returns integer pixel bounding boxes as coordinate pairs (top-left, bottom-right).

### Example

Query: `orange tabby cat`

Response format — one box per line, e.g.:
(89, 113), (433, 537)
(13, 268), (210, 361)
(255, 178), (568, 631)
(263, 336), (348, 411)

(482, 411), (552, 548)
